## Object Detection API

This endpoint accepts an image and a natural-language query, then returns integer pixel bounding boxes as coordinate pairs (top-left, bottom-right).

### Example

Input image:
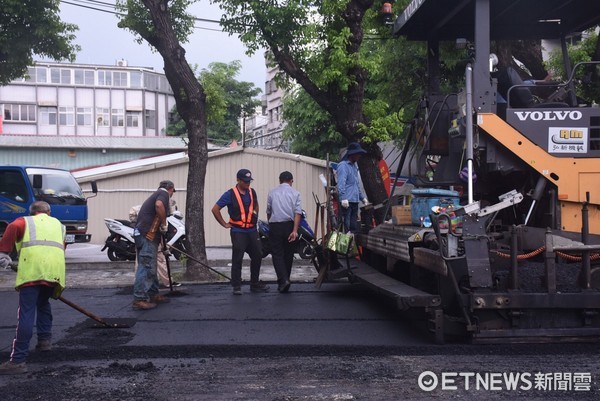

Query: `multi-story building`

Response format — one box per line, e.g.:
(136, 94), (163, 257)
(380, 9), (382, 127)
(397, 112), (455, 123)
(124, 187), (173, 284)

(243, 105), (269, 148)
(260, 52), (289, 151)
(0, 60), (176, 137)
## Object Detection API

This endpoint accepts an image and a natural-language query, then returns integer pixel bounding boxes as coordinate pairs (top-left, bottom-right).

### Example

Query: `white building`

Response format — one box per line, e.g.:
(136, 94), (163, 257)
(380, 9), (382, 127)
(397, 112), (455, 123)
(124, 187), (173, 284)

(260, 52), (289, 151)
(0, 60), (176, 137)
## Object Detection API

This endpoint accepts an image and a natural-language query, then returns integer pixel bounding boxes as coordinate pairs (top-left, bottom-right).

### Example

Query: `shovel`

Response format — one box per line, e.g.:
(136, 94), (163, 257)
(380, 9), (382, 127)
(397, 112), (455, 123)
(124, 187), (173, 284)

(166, 243), (231, 281)
(58, 295), (131, 329)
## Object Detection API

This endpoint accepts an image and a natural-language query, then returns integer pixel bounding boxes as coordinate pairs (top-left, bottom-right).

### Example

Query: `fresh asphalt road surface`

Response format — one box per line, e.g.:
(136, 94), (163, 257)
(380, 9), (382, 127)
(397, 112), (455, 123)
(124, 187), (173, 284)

(0, 282), (429, 355)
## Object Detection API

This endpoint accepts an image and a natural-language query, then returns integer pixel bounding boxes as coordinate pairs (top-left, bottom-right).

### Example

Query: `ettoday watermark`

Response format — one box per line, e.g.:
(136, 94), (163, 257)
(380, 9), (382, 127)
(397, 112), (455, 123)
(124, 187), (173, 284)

(418, 371), (593, 392)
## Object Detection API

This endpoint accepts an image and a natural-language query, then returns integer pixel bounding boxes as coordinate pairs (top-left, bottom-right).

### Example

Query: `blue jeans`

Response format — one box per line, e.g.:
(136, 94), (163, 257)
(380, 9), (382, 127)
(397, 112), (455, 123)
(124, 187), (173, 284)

(133, 235), (159, 301)
(341, 202), (359, 233)
(11, 285), (54, 363)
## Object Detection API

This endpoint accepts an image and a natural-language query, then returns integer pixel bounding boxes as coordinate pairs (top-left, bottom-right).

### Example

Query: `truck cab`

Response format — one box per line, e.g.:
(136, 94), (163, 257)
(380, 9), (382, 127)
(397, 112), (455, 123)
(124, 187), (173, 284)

(0, 166), (96, 244)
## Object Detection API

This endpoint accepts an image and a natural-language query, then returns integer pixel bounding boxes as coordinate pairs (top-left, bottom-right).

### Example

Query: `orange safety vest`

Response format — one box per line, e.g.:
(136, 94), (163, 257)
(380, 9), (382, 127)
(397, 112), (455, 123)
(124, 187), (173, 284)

(229, 186), (257, 228)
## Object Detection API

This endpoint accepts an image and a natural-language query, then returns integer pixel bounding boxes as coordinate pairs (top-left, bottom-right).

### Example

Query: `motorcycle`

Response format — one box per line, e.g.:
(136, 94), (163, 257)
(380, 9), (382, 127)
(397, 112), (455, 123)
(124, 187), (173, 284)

(101, 211), (187, 261)
(258, 211), (316, 260)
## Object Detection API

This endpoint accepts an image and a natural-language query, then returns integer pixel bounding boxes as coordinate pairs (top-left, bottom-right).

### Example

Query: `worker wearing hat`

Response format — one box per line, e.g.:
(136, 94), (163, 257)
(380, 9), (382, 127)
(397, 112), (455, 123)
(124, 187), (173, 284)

(212, 169), (269, 295)
(336, 142), (369, 232)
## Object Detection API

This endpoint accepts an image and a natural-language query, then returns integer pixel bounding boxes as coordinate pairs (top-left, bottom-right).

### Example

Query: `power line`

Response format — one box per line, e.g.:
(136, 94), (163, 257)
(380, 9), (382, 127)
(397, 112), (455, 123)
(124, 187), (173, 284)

(60, 0), (224, 32)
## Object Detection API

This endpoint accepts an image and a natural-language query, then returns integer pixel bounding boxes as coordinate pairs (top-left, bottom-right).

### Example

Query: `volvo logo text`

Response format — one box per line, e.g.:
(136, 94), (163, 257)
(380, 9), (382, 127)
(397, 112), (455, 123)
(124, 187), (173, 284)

(514, 110), (583, 121)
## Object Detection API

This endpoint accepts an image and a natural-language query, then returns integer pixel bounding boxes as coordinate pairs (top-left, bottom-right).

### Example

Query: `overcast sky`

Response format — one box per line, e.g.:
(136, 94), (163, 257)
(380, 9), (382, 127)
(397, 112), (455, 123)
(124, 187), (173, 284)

(56, 0), (266, 91)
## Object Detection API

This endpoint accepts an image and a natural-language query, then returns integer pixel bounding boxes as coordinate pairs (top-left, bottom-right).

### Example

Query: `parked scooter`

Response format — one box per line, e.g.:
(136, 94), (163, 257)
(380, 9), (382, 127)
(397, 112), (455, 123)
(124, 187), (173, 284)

(101, 212), (187, 261)
(258, 211), (316, 259)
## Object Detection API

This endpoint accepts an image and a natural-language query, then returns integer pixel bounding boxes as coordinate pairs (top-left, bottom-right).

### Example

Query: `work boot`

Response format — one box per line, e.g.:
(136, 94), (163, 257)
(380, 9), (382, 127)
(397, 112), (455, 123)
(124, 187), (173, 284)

(36, 339), (52, 352)
(132, 300), (157, 310)
(250, 282), (270, 293)
(0, 361), (28, 375)
(278, 280), (291, 293)
(150, 294), (170, 304)
(232, 286), (242, 295)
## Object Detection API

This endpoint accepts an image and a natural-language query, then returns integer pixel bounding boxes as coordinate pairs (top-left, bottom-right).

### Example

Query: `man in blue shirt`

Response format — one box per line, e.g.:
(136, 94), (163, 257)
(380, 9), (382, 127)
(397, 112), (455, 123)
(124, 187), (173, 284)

(336, 142), (369, 233)
(211, 169), (269, 295)
(266, 171), (302, 293)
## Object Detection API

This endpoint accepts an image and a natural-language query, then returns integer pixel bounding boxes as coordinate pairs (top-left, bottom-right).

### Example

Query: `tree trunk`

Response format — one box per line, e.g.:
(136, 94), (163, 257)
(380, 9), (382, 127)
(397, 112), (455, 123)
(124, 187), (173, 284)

(141, 0), (211, 280)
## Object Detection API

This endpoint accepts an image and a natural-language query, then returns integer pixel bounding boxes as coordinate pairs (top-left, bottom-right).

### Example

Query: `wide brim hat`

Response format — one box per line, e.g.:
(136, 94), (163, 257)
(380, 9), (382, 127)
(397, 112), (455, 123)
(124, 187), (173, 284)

(345, 142), (367, 157)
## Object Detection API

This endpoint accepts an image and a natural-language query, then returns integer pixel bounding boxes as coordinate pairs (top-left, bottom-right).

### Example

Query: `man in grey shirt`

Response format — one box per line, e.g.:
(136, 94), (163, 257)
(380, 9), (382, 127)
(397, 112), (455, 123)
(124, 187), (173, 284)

(266, 171), (302, 293)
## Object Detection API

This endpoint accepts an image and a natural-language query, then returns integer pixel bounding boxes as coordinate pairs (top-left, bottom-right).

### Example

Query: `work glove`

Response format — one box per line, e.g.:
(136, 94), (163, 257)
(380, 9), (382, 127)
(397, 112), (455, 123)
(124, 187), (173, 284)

(160, 224), (168, 234)
(362, 198), (369, 205)
(0, 253), (12, 270)
(341, 199), (350, 208)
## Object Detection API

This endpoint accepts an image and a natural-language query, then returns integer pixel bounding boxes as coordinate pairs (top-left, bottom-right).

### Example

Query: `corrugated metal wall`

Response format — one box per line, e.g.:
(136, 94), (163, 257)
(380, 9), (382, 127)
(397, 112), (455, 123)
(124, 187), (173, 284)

(78, 148), (327, 247)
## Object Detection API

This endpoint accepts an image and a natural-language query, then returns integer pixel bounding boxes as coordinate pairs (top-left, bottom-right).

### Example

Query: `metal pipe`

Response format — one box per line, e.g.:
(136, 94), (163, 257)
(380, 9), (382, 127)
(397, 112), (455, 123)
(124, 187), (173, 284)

(581, 192), (591, 289)
(524, 176), (547, 225)
(510, 225), (519, 290)
(465, 64), (474, 204)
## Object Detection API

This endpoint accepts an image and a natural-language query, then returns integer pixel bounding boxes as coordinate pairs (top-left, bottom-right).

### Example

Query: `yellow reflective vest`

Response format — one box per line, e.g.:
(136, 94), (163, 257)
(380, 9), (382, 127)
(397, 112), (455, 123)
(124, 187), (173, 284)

(15, 214), (66, 297)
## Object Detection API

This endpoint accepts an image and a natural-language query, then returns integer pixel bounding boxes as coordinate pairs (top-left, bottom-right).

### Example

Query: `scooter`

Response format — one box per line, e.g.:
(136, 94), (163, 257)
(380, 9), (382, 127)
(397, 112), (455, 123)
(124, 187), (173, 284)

(258, 211), (316, 260)
(101, 211), (187, 261)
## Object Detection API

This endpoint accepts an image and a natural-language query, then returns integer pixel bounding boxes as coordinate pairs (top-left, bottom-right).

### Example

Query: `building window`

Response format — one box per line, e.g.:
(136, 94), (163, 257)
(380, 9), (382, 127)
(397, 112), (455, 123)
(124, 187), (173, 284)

(96, 108), (110, 126)
(113, 72), (127, 87)
(50, 68), (72, 84)
(144, 74), (158, 91)
(98, 70), (112, 86)
(76, 107), (92, 126)
(24, 67), (47, 83)
(130, 71), (142, 88)
(158, 76), (171, 92)
(3, 104), (36, 122)
(74, 69), (95, 85)
(111, 108), (124, 126)
(58, 106), (74, 126)
(40, 107), (57, 125)
(145, 109), (156, 129)
(126, 111), (140, 127)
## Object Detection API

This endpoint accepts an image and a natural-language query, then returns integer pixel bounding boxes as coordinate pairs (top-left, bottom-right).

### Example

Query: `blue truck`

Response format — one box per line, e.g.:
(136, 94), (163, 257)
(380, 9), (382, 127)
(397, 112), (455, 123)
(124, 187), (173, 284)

(0, 166), (97, 244)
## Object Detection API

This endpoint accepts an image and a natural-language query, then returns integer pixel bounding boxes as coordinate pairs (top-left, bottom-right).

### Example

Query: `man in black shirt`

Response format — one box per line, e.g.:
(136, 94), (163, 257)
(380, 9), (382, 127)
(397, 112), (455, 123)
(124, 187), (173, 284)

(133, 180), (176, 310)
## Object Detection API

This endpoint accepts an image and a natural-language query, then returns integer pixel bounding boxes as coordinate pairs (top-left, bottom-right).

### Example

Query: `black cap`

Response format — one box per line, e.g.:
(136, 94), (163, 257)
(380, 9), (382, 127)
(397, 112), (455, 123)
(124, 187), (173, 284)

(159, 180), (176, 192)
(236, 169), (253, 183)
(279, 171), (293, 182)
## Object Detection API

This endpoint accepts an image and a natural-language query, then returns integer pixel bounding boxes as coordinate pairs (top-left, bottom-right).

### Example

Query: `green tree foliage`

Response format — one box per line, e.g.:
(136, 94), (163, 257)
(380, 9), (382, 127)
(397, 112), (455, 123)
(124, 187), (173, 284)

(546, 31), (600, 103)
(117, 0), (211, 280)
(283, 88), (344, 159)
(167, 61), (261, 146)
(216, 0), (398, 221)
(0, 0), (79, 85)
